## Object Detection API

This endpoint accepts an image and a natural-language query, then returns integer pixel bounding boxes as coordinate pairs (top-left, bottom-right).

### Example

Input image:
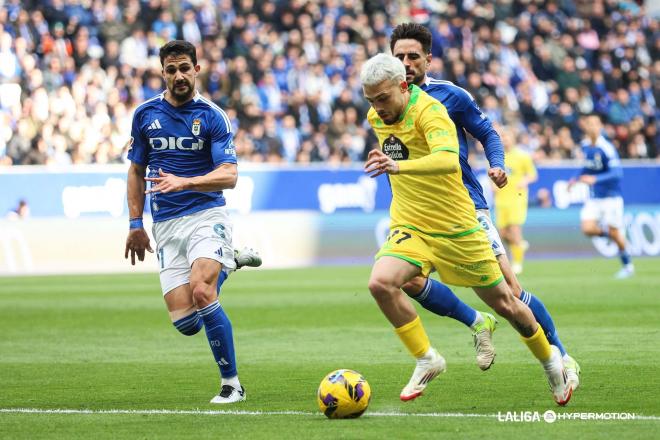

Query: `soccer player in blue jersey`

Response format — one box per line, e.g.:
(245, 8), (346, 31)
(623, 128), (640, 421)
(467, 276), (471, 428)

(389, 23), (580, 389)
(570, 113), (633, 279)
(124, 40), (246, 404)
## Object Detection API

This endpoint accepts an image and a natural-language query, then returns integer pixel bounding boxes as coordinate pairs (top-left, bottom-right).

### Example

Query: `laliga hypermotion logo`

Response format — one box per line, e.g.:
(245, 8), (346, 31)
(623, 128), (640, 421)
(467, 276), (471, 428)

(497, 410), (636, 423)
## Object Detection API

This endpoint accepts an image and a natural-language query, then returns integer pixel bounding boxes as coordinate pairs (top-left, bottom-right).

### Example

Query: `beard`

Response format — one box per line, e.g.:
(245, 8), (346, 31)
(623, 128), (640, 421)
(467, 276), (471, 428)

(170, 80), (194, 102)
(406, 70), (424, 87)
(378, 112), (399, 125)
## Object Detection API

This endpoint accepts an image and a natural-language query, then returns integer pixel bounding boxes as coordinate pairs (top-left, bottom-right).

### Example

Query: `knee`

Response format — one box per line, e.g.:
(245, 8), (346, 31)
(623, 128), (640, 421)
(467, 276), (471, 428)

(401, 276), (426, 297)
(489, 295), (518, 319)
(191, 281), (215, 307)
(581, 222), (598, 235)
(368, 276), (397, 302)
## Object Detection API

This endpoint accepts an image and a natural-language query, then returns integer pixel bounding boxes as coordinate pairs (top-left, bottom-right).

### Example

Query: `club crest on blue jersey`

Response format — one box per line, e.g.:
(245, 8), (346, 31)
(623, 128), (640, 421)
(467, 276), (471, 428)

(192, 118), (201, 136)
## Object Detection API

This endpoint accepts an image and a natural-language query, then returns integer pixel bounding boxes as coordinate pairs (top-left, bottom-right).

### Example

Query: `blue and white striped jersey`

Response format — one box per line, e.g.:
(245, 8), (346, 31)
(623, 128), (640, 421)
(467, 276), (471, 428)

(421, 78), (505, 210)
(128, 91), (237, 222)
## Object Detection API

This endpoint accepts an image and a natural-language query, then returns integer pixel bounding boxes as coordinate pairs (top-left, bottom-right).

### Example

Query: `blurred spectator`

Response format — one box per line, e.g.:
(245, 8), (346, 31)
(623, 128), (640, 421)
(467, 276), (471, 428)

(0, 0), (657, 168)
(532, 188), (553, 209)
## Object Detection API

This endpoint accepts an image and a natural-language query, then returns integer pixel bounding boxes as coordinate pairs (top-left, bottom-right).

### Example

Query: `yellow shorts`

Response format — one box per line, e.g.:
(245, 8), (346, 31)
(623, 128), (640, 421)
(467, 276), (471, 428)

(375, 226), (503, 288)
(494, 202), (528, 229)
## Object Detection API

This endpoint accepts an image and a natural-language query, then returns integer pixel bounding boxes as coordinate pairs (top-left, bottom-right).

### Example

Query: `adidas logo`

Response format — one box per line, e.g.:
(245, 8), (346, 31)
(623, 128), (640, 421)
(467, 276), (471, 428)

(147, 119), (162, 130)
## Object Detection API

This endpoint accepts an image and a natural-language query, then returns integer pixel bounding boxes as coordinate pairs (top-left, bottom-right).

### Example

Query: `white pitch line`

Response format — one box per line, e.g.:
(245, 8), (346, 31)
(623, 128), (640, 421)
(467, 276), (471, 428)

(0, 408), (659, 421)
(0, 408), (483, 418)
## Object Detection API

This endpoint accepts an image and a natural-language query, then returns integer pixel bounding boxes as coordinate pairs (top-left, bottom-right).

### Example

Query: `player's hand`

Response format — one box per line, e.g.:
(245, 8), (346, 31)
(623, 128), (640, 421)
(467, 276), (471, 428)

(488, 167), (508, 188)
(364, 149), (399, 177)
(125, 228), (154, 265)
(579, 174), (597, 185)
(145, 168), (188, 194)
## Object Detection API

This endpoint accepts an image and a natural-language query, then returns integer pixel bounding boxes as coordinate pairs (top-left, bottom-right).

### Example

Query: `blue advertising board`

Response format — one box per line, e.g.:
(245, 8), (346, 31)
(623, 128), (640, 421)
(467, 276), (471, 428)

(0, 164), (659, 218)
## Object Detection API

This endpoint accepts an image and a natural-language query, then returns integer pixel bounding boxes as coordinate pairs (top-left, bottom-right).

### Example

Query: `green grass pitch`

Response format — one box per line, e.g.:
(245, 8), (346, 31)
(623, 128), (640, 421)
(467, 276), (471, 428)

(1, 258), (659, 439)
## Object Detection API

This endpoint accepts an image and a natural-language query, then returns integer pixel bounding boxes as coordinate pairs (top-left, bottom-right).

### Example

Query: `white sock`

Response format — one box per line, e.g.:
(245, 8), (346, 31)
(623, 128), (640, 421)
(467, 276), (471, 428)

(221, 375), (241, 389)
(542, 347), (560, 368)
(469, 311), (484, 331)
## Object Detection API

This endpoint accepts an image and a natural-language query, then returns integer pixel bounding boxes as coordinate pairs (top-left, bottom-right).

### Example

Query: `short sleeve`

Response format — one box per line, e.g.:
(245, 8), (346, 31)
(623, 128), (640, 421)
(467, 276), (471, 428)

(127, 109), (148, 166)
(209, 109), (238, 167)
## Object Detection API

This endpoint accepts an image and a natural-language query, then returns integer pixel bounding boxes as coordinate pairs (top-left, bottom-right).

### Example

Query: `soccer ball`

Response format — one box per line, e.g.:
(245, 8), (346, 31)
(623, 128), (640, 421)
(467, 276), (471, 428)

(317, 369), (371, 419)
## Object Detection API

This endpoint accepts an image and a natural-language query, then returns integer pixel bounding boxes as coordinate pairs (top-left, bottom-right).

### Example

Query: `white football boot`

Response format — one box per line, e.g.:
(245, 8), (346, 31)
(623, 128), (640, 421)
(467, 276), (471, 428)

(472, 312), (498, 371)
(400, 347), (446, 401)
(235, 247), (262, 269)
(210, 385), (246, 404)
(614, 264), (634, 279)
(543, 345), (573, 406)
(563, 354), (581, 391)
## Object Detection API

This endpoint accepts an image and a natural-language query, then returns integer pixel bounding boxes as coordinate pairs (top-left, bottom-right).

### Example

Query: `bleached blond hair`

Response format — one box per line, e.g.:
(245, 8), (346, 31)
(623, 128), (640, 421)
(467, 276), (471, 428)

(360, 53), (406, 87)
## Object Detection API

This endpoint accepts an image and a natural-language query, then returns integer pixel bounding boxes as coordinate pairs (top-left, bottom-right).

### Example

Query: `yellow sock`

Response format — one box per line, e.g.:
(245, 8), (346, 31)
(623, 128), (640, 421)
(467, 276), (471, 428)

(510, 243), (525, 266)
(394, 315), (431, 358)
(521, 325), (552, 362)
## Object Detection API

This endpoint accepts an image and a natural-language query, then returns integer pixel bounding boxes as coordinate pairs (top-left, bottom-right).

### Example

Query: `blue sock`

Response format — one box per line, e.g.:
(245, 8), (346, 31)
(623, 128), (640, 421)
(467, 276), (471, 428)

(198, 300), (237, 378)
(216, 270), (228, 296)
(413, 278), (477, 328)
(599, 225), (609, 238)
(619, 250), (631, 266)
(520, 290), (566, 356)
(173, 311), (203, 336)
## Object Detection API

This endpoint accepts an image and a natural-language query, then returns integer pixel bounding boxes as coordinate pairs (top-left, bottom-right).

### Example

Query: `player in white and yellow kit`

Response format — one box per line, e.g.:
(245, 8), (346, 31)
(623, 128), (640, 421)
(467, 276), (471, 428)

(361, 54), (572, 405)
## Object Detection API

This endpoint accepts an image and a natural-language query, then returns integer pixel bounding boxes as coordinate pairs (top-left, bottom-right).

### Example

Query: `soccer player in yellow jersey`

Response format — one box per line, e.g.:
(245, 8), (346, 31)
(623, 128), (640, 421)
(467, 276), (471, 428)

(360, 54), (572, 405)
(493, 128), (538, 275)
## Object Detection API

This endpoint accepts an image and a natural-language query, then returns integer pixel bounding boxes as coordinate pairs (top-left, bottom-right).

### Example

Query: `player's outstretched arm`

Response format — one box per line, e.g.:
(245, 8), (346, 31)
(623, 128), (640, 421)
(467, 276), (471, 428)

(125, 161), (153, 265)
(397, 150), (459, 175)
(589, 164), (622, 184)
(145, 163), (238, 194)
(364, 148), (459, 177)
(455, 88), (507, 188)
(515, 154), (538, 189)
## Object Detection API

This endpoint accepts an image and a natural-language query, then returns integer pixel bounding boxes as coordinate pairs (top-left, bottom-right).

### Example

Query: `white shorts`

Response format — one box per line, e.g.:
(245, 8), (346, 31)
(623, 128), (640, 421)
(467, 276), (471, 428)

(152, 207), (236, 296)
(580, 197), (624, 230)
(476, 209), (506, 257)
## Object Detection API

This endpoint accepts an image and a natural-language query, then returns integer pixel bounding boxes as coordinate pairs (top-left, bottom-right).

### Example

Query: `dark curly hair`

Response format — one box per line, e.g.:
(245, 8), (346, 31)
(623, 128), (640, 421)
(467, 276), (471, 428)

(159, 40), (197, 67)
(390, 23), (433, 54)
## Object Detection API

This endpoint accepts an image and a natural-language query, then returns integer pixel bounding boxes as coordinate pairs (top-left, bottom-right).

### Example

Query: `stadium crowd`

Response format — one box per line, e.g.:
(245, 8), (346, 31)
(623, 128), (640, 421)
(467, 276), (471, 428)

(0, 0), (657, 166)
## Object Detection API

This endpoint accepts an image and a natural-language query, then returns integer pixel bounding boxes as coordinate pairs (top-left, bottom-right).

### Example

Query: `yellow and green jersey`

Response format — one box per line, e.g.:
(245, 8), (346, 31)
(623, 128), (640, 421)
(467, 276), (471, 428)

(494, 147), (537, 205)
(367, 85), (479, 237)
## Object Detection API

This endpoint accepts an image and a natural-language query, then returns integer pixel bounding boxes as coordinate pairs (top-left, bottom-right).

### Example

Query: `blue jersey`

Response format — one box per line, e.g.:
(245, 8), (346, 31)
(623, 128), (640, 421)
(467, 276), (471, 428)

(420, 78), (504, 210)
(579, 135), (623, 199)
(128, 91), (237, 222)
